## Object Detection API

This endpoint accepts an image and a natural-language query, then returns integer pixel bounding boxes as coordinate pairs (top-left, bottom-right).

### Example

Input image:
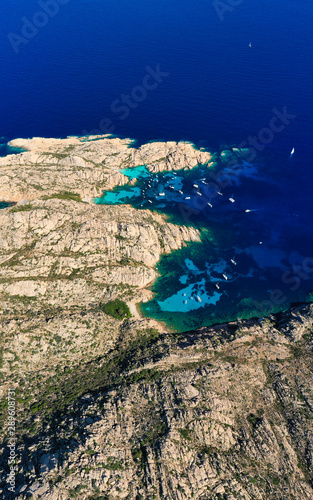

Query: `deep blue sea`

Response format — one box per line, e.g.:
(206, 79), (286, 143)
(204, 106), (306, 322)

(1, 0), (313, 330)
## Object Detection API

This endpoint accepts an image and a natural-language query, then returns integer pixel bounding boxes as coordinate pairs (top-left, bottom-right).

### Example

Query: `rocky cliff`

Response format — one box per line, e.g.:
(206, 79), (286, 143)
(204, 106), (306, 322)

(0, 136), (313, 500)
(0, 136), (212, 202)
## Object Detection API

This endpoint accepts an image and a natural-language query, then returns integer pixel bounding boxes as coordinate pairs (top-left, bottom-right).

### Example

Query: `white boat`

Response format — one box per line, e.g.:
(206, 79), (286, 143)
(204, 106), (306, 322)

(159, 192), (165, 196)
(196, 295), (202, 302)
(222, 274), (228, 280)
(169, 186), (174, 189)
(249, 42), (252, 48)
(207, 202), (213, 208)
(231, 259), (237, 265)
(290, 147), (295, 157)
(215, 283), (220, 289)
(217, 191), (223, 196)
(193, 184), (199, 188)
(245, 209), (251, 213)
(229, 197), (235, 203)
(196, 191), (202, 196)
(184, 300), (187, 304)
(185, 196), (191, 200)
(179, 190), (183, 194)
(148, 200), (152, 203)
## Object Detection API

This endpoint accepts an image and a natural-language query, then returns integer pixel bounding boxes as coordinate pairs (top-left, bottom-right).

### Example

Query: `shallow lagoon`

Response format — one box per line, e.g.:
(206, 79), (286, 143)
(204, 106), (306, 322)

(0, 202), (14, 209)
(95, 156), (313, 332)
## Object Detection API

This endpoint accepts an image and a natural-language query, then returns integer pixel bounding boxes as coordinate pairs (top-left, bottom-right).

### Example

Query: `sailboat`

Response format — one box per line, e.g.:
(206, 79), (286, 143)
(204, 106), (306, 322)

(249, 42), (252, 48)
(290, 147), (295, 157)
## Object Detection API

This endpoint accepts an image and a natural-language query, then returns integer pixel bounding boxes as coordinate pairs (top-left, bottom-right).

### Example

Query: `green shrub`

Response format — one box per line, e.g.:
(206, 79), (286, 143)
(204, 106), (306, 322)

(42, 192), (82, 202)
(101, 299), (131, 320)
(178, 428), (191, 440)
(11, 204), (33, 212)
(104, 458), (123, 470)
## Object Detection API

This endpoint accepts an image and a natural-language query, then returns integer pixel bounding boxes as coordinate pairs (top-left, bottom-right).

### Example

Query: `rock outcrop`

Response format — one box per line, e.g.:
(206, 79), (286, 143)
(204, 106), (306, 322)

(0, 136), (213, 202)
(0, 136), (313, 499)
(2, 306), (313, 500)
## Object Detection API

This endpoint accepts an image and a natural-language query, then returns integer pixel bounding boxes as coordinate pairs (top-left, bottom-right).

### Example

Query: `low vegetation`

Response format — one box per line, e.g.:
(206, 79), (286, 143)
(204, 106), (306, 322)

(42, 191), (83, 202)
(10, 204), (33, 212)
(100, 299), (132, 320)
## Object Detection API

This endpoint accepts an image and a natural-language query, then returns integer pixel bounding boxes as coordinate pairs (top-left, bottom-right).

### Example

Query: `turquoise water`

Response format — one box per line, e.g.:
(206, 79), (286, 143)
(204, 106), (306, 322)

(95, 154), (313, 332)
(1, 0), (312, 332)
(120, 166), (151, 180)
(0, 141), (25, 158)
(100, 187), (142, 204)
(0, 202), (14, 209)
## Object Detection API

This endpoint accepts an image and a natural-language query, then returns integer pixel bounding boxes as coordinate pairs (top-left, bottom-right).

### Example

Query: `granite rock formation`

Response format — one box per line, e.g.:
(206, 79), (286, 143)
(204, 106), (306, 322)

(0, 136), (312, 499)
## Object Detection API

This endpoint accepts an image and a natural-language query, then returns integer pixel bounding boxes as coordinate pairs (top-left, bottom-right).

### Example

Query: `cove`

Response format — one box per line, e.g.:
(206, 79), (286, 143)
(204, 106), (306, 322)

(94, 155), (313, 332)
(0, 202), (14, 209)
(0, 138), (26, 157)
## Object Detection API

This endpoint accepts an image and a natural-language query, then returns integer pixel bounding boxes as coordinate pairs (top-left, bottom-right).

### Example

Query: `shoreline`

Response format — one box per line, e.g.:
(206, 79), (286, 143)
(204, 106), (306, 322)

(1, 134), (312, 334)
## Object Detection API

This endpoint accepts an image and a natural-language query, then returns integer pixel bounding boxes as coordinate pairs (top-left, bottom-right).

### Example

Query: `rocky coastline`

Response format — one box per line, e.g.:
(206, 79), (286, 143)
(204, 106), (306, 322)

(1, 135), (313, 499)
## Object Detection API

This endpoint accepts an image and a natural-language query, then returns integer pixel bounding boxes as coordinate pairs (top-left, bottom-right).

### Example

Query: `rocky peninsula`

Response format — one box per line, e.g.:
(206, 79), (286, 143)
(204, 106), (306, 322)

(1, 136), (313, 499)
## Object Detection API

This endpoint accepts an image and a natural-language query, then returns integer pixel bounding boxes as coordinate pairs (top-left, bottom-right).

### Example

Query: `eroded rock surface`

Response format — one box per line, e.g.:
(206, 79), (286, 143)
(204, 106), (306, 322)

(0, 136), (213, 202)
(1, 307), (313, 500)
(1, 136), (313, 499)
